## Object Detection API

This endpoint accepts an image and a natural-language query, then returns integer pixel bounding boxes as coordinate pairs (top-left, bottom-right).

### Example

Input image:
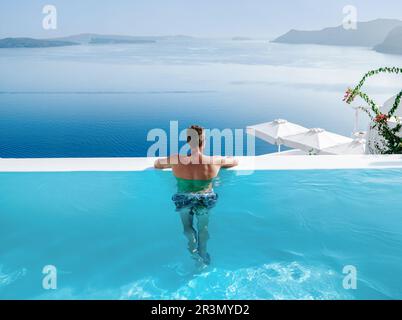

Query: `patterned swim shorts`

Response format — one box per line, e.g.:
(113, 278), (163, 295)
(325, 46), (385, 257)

(172, 191), (218, 214)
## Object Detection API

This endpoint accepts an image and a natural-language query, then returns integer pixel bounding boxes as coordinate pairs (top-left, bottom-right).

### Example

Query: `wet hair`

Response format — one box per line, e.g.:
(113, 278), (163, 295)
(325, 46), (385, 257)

(187, 125), (205, 148)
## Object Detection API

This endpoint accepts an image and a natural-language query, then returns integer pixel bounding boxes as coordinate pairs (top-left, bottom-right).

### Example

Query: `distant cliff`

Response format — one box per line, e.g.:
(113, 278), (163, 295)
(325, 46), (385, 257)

(0, 37), (78, 48)
(273, 19), (402, 47)
(374, 26), (402, 55)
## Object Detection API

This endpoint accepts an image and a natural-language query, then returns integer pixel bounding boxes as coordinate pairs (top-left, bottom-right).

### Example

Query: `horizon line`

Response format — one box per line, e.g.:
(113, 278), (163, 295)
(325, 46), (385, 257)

(0, 17), (400, 40)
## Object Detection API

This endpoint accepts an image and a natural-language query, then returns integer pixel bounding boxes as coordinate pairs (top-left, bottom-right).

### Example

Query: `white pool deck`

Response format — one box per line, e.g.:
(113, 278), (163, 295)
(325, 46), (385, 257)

(1, 153), (402, 172)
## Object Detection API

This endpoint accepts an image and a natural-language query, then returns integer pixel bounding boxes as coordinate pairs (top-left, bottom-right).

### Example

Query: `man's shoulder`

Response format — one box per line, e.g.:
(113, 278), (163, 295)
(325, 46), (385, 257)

(202, 155), (225, 166)
(167, 154), (181, 165)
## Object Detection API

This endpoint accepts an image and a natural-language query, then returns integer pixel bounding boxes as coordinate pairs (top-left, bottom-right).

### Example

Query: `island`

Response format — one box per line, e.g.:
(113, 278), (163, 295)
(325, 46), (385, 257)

(89, 38), (156, 45)
(0, 33), (193, 49)
(54, 33), (164, 44)
(0, 37), (79, 48)
(272, 19), (402, 47)
(374, 26), (402, 55)
(232, 37), (253, 41)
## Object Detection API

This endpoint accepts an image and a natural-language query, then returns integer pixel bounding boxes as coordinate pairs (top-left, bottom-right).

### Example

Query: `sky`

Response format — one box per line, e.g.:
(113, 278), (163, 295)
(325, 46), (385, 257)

(1, 0), (402, 38)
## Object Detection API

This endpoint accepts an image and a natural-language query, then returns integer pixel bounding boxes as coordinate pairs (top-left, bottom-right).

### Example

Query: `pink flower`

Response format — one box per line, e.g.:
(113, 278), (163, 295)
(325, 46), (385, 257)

(374, 113), (388, 123)
(343, 88), (354, 104)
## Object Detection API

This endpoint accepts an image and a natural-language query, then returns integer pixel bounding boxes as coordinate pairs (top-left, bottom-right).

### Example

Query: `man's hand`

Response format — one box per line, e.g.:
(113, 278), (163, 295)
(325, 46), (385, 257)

(220, 156), (239, 168)
(154, 158), (171, 169)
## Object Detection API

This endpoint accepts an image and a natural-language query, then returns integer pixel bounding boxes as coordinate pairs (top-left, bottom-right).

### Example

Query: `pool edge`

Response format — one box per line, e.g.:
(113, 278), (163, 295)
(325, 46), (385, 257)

(1, 155), (402, 172)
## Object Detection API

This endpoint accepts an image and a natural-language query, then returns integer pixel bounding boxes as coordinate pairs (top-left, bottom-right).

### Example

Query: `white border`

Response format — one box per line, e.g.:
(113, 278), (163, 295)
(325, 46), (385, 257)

(1, 154), (402, 172)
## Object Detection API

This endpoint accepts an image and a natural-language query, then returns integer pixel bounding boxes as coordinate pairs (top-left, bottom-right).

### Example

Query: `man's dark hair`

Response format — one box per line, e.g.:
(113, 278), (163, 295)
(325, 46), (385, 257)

(187, 125), (205, 148)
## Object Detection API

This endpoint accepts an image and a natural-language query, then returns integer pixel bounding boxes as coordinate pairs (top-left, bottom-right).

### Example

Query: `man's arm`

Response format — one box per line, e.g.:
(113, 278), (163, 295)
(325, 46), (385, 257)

(220, 156), (239, 168)
(154, 155), (180, 169)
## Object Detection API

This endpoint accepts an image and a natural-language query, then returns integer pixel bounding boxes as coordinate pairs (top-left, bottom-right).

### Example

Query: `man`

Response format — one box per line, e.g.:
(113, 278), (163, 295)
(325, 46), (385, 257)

(154, 125), (238, 264)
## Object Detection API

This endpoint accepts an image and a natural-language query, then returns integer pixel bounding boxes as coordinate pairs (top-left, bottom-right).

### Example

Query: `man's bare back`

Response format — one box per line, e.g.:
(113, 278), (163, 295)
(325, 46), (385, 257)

(154, 153), (238, 180)
(154, 125), (238, 180)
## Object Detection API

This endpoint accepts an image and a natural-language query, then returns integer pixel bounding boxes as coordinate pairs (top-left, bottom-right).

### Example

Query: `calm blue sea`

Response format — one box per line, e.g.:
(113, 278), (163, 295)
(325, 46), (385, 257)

(0, 39), (401, 157)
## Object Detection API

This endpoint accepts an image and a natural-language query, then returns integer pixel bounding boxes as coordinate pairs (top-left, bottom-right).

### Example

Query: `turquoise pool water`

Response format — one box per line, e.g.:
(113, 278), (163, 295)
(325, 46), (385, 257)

(1, 169), (402, 300)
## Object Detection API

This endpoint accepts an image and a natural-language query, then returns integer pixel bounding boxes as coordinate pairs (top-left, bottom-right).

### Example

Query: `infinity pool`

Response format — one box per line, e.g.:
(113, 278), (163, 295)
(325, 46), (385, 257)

(1, 169), (402, 299)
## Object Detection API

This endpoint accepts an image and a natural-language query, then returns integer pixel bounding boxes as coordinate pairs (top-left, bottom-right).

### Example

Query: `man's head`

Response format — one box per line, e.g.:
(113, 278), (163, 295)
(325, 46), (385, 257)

(187, 125), (205, 150)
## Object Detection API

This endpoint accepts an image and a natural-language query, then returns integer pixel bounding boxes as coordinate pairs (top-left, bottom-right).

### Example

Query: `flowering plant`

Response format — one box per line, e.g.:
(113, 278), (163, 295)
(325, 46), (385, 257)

(344, 67), (402, 154)
(374, 113), (388, 123)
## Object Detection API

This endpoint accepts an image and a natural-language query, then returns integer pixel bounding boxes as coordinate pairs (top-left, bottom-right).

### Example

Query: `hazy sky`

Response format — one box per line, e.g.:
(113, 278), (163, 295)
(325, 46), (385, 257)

(1, 0), (402, 38)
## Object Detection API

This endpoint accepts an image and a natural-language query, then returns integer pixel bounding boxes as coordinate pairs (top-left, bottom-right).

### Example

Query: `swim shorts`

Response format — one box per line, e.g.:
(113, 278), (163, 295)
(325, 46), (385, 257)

(172, 191), (218, 214)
